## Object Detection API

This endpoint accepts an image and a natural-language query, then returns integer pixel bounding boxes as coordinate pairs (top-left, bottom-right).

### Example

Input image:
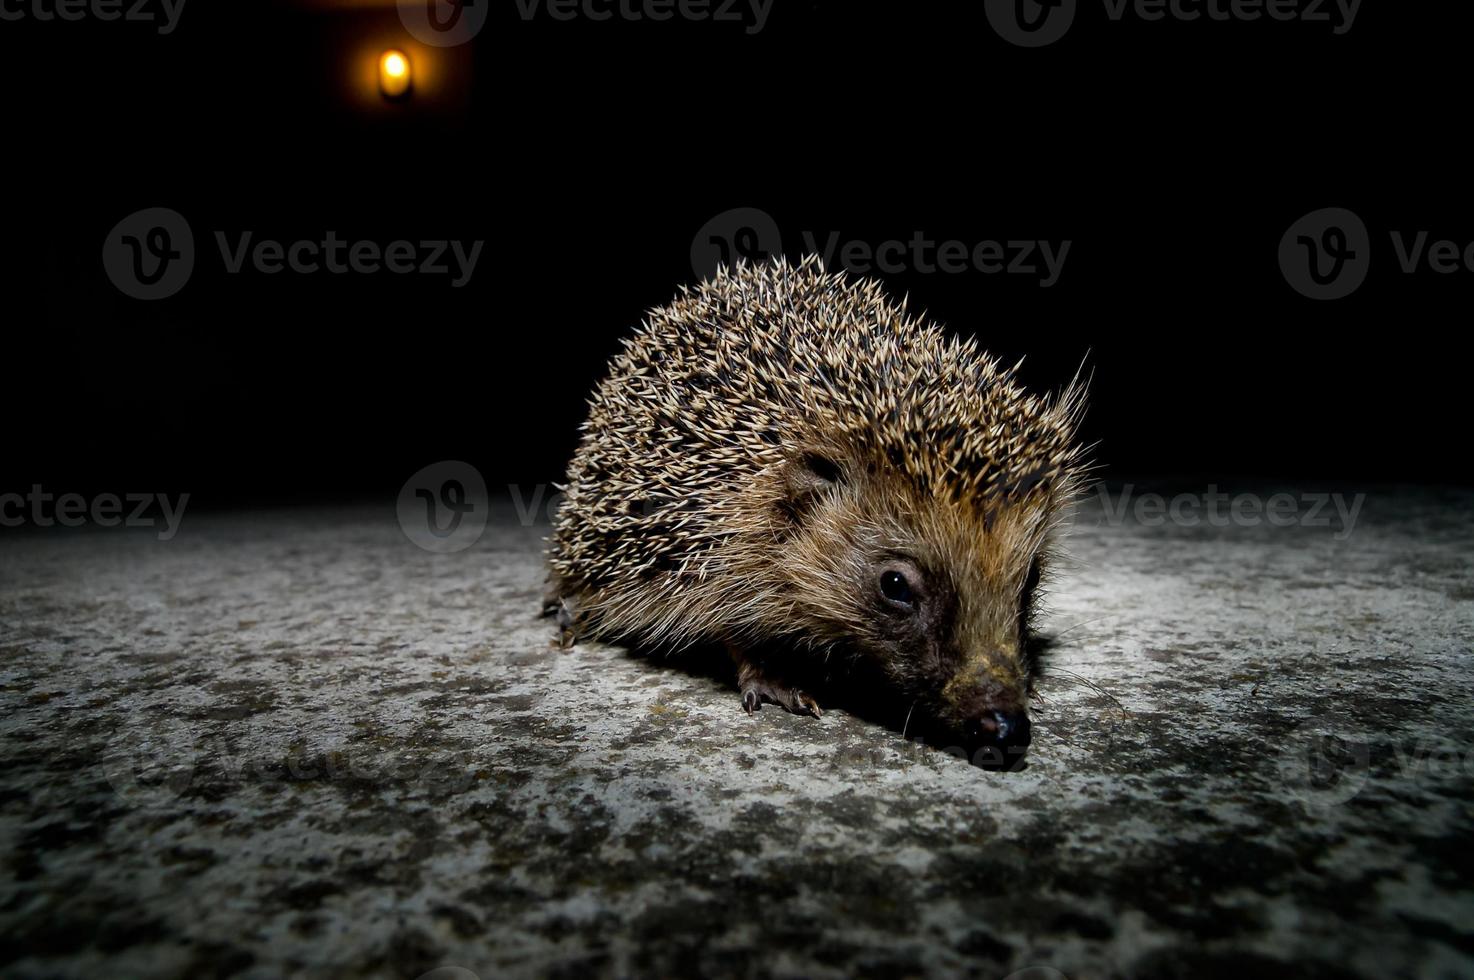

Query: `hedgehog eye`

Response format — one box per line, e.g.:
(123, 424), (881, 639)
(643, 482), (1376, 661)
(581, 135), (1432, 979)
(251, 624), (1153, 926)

(879, 570), (917, 611)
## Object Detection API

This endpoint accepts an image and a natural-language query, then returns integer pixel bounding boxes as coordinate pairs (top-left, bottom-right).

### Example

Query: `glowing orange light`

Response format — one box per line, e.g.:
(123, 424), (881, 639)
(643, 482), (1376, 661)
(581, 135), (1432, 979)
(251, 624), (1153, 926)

(379, 49), (411, 98)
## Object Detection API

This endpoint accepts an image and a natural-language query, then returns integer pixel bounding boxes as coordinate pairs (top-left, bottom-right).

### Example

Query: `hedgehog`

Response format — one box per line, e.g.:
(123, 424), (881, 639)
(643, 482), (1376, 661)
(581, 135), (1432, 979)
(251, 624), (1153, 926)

(546, 255), (1088, 769)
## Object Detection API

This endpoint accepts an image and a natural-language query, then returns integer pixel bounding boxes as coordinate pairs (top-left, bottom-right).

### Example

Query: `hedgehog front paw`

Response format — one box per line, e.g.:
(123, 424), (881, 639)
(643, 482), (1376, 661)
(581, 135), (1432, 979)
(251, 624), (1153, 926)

(544, 595), (579, 650)
(728, 645), (822, 719)
(737, 675), (823, 719)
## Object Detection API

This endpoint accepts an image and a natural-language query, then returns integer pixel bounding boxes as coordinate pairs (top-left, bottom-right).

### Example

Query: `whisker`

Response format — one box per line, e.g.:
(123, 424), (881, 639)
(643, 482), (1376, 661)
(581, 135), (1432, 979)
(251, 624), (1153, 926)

(1050, 614), (1115, 639)
(1049, 667), (1130, 720)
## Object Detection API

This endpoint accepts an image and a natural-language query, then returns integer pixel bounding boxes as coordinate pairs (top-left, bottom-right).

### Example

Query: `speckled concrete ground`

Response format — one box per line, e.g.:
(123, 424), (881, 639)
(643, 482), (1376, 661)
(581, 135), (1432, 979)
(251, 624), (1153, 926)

(2, 486), (1472, 979)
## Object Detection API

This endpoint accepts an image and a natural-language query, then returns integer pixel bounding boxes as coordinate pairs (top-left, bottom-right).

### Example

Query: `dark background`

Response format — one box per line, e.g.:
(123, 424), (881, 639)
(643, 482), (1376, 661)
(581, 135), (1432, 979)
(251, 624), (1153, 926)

(4, 0), (1469, 510)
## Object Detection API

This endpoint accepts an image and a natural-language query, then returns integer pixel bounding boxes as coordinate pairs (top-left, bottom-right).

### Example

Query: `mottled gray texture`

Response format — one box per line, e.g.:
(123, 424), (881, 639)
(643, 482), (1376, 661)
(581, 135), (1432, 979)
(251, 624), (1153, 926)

(2, 487), (1472, 979)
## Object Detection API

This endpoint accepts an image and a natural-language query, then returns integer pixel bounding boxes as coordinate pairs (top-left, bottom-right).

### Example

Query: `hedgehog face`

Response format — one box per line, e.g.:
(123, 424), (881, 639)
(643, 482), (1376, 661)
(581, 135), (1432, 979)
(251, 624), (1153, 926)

(778, 449), (1053, 770)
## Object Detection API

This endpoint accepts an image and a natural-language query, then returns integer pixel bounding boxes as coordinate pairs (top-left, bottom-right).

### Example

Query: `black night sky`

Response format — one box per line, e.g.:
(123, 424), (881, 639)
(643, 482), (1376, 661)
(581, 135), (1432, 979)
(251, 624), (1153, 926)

(4, 0), (1470, 507)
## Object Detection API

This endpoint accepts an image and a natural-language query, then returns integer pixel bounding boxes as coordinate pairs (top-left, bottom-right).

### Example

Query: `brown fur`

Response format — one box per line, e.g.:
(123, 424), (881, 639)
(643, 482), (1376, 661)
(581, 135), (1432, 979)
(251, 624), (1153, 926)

(547, 256), (1087, 733)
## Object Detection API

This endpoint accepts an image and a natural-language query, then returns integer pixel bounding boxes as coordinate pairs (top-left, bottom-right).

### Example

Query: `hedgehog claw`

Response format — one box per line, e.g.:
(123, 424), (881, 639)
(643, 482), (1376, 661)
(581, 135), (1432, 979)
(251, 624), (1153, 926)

(737, 681), (821, 720)
(730, 645), (821, 721)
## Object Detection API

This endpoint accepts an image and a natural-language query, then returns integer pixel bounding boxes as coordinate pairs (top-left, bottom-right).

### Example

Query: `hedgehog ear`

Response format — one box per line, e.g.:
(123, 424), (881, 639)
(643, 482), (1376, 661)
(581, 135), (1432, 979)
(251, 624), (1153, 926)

(797, 452), (843, 486)
(779, 451), (843, 525)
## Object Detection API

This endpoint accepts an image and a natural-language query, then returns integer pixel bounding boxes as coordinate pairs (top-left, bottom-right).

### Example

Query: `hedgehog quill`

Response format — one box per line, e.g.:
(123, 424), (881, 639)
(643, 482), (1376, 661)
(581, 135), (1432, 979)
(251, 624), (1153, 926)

(546, 256), (1089, 769)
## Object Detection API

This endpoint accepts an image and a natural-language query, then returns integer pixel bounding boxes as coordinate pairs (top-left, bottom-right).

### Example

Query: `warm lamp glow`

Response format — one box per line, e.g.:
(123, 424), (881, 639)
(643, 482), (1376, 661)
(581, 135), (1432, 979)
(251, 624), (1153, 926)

(379, 49), (411, 98)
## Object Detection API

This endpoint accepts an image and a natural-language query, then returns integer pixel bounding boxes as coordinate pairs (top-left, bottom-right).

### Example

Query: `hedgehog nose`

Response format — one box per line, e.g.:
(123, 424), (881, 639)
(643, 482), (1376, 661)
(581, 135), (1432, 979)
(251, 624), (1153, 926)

(963, 711), (1032, 771)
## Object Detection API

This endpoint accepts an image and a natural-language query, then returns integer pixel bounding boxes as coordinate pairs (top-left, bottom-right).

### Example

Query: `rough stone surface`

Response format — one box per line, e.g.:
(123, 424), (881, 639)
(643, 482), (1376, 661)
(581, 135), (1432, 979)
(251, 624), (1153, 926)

(2, 487), (1472, 979)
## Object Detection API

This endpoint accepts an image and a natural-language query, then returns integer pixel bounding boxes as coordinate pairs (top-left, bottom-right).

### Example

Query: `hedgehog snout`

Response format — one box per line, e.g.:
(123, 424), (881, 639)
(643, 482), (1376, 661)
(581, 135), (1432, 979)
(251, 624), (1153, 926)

(940, 669), (1033, 770)
(961, 710), (1033, 771)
